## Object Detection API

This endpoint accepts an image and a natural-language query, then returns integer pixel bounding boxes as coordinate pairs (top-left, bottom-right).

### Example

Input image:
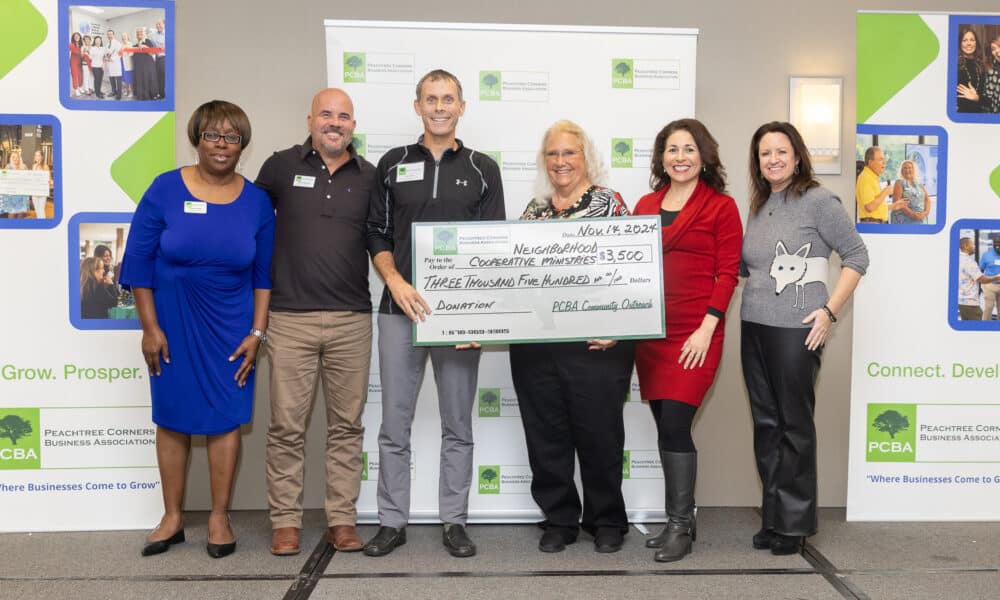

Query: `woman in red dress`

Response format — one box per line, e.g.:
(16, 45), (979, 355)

(69, 32), (83, 95)
(633, 119), (742, 562)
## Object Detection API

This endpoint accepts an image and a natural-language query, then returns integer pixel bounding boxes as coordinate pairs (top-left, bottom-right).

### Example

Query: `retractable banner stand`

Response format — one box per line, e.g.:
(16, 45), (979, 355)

(848, 11), (1000, 520)
(0, 0), (175, 531)
(325, 20), (697, 521)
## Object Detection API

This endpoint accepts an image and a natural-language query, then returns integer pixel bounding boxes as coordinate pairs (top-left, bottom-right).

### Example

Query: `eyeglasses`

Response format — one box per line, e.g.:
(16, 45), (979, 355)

(544, 149), (581, 160)
(201, 131), (242, 145)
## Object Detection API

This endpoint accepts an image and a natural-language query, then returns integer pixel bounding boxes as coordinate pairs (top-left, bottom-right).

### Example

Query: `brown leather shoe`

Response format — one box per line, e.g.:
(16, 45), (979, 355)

(271, 527), (300, 556)
(328, 524), (364, 552)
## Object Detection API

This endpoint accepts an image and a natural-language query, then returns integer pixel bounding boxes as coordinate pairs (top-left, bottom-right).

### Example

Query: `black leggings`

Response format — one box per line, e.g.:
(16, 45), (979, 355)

(648, 399), (698, 453)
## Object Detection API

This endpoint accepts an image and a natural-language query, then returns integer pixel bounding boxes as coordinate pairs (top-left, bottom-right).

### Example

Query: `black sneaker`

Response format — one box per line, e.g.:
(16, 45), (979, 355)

(362, 526), (406, 557)
(442, 523), (476, 557)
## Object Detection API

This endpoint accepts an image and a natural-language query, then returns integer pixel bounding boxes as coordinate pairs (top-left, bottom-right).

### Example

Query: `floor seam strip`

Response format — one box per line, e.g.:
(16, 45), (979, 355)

(281, 536), (335, 600)
(801, 541), (870, 600)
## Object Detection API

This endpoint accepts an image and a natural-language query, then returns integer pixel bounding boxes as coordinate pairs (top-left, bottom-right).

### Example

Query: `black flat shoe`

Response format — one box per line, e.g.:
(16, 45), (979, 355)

(752, 527), (776, 550)
(141, 529), (185, 557)
(538, 528), (577, 553)
(593, 527), (625, 553)
(770, 533), (803, 555)
(206, 541), (236, 558)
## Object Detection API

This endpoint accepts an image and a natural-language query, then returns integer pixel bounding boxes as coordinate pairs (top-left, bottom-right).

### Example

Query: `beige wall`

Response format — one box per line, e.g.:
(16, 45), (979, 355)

(173, 0), (996, 511)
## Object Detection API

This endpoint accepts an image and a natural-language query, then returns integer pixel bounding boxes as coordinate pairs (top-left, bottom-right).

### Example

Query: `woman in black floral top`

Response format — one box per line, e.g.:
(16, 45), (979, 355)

(509, 120), (634, 555)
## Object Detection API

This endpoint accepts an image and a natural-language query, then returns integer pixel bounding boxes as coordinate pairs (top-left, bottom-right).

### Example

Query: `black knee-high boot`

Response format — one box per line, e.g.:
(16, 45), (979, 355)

(653, 450), (696, 562)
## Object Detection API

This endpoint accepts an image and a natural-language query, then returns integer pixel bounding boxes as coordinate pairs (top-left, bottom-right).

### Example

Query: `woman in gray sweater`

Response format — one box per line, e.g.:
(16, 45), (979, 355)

(741, 122), (868, 555)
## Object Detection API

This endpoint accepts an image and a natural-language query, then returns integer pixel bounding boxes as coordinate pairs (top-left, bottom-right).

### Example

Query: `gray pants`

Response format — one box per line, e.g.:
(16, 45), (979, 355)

(960, 304), (983, 321)
(376, 313), (481, 528)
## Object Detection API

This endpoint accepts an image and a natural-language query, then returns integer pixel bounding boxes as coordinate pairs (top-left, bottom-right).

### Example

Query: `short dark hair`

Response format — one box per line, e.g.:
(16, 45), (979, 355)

(186, 100), (251, 149)
(415, 69), (463, 101)
(649, 118), (726, 193)
(747, 121), (818, 215)
(93, 244), (112, 259)
(863, 146), (881, 164)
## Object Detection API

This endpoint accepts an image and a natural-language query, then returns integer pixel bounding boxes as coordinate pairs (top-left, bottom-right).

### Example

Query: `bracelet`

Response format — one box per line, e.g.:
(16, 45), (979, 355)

(821, 305), (837, 323)
(249, 328), (268, 343)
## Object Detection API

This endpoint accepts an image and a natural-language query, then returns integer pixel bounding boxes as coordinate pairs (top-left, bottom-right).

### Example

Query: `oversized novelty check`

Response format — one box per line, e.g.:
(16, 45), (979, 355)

(0, 169), (49, 197)
(412, 216), (665, 345)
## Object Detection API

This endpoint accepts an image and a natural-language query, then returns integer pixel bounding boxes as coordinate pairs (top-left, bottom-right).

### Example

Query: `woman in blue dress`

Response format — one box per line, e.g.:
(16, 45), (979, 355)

(120, 100), (274, 558)
(889, 160), (931, 225)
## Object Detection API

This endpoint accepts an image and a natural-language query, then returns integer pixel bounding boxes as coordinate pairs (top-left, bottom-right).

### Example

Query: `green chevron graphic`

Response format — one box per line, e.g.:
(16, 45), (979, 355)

(0, 0), (47, 80)
(991, 164), (1000, 200)
(111, 113), (176, 204)
(857, 14), (938, 123)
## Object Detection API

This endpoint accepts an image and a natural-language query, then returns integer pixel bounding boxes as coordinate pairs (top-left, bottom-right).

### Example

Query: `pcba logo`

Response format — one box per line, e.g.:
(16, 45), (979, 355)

(478, 465), (500, 494)
(0, 408), (41, 470)
(478, 388), (501, 417)
(433, 227), (458, 255)
(611, 138), (633, 168)
(866, 403), (916, 462)
(612, 58), (634, 88)
(480, 71), (501, 101)
(343, 53), (366, 82)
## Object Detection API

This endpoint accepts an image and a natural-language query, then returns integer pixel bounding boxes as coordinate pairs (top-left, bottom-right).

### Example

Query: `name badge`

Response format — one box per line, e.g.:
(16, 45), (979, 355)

(184, 200), (207, 214)
(994, 259), (1000, 266)
(293, 175), (316, 188)
(396, 162), (425, 183)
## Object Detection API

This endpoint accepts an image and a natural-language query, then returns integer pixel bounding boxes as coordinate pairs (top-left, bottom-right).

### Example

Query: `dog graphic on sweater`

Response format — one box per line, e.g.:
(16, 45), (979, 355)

(769, 241), (828, 309)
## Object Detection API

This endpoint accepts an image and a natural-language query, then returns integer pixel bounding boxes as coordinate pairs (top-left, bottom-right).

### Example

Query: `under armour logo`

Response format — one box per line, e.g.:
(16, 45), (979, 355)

(455, 179), (468, 187)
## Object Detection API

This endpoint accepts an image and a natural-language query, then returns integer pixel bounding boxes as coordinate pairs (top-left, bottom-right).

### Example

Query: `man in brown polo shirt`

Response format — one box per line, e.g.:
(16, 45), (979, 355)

(254, 88), (376, 555)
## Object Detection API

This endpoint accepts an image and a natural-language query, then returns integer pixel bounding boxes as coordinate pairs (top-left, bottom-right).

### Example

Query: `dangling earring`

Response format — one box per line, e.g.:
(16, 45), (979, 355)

(701, 165), (706, 174)
(794, 163), (800, 175)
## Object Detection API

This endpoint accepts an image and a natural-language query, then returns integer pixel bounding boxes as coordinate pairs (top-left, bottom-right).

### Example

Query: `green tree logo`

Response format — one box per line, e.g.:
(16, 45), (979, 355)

(343, 52), (366, 83)
(478, 465), (500, 494)
(622, 450), (631, 479)
(351, 133), (366, 157)
(433, 227), (458, 255)
(478, 388), (501, 417)
(611, 137), (633, 168)
(612, 58), (634, 89)
(479, 70), (502, 101)
(361, 451), (369, 481)
(0, 414), (32, 445)
(866, 403), (916, 463)
(0, 408), (41, 470)
(872, 410), (909, 438)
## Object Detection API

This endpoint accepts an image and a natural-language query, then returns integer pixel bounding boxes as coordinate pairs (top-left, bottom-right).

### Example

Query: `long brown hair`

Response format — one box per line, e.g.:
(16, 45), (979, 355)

(747, 121), (819, 215)
(80, 257), (105, 295)
(649, 118), (726, 193)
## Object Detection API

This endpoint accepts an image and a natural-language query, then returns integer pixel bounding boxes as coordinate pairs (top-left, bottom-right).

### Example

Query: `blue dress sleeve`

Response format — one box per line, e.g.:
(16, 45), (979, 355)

(252, 189), (275, 290)
(119, 176), (166, 289)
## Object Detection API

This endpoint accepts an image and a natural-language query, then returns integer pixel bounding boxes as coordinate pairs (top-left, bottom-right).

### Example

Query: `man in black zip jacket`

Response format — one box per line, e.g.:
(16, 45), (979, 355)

(364, 69), (505, 558)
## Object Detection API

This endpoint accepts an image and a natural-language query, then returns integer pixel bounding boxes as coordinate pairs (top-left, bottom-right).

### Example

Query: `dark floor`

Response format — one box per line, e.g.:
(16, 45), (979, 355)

(1, 508), (997, 599)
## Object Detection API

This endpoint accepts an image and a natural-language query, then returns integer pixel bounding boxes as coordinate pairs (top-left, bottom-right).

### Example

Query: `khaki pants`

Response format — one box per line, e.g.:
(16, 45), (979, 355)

(959, 304), (983, 321)
(265, 310), (371, 528)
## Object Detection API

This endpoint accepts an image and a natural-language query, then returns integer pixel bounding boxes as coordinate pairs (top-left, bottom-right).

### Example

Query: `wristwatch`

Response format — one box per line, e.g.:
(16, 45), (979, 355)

(249, 328), (268, 343)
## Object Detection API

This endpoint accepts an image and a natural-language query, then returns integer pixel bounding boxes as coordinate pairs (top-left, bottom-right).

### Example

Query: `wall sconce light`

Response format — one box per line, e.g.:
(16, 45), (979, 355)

(789, 76), (842, 175)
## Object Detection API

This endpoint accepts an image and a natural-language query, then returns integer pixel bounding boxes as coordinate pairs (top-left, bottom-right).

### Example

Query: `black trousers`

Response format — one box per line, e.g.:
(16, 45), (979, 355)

(740, 321), (822, 536)
(109, 75), (121, 99)
(92, 67), (104, 97)
(510, 341), (634, 534)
